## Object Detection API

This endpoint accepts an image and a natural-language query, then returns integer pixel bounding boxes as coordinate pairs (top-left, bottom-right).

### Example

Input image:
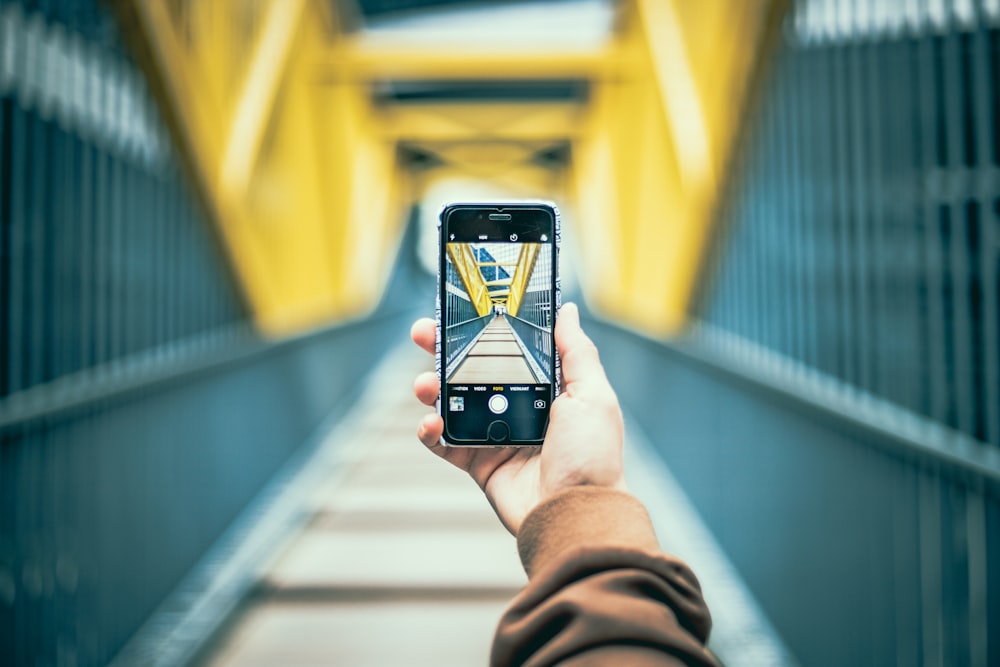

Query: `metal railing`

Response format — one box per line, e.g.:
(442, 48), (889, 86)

(444, 314), (491, 371)
(0, 3), (426, 666)
(657, 1), (1000, 664)
(507, 313), (553, 382)
(0, 3), (246, 400)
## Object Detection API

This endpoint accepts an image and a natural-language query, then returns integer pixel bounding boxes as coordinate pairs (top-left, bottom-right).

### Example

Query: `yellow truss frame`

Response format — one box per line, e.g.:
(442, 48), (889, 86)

(506, 244), (541, 318)
(116, 0), (788, 338)
(445, 244), (493, 317)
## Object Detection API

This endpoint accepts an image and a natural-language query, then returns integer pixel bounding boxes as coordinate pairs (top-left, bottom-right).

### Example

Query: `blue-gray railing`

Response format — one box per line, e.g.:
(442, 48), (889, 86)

(444, 314), (491, 369)
(0, 3), (429, 666)
(507, 313), (552, 382)
(588, 2), (1000, 665)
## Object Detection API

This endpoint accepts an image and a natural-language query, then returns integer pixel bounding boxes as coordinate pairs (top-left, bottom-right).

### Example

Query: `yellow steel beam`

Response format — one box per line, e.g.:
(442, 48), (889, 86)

(127, 0), (278, 315)
(638, 0), (714, 194)
(570, 0), (789, 336)
(220, 0), (307, 201)
(122, 0), (411, 336)
(119, 0), (788, 340)
(506, 243), (540, 318)
(446, 244), (493, 317)
(319, 42), (614, 81)
(376, 105), (585, 142)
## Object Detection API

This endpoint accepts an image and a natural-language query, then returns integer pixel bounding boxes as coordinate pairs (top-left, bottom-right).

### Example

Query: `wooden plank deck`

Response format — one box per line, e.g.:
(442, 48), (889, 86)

(449, 316), (537, 384)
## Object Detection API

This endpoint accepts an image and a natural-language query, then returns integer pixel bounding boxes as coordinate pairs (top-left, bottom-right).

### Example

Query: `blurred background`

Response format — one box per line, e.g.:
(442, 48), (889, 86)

(1, 0), (998, 665)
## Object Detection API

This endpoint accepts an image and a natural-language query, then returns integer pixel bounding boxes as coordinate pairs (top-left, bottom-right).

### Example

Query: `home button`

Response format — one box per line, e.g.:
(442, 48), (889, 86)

(487, 420), (510, 443)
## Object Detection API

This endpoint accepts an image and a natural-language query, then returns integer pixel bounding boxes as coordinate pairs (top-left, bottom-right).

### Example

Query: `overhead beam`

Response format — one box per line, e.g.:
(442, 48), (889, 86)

(376, 104), (585, 141)
(318, 42), (614, 81)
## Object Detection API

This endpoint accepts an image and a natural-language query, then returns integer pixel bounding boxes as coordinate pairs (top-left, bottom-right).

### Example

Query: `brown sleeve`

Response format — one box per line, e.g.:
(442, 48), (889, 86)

(490, 487), (719, 667)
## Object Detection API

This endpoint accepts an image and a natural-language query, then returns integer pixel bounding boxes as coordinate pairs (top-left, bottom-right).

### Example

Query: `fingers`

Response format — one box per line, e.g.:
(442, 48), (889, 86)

(410, 318), (436, 355)
(417, 413), (444, 448)
(413, 371), (440, 406)
(555, 302), (608, 389)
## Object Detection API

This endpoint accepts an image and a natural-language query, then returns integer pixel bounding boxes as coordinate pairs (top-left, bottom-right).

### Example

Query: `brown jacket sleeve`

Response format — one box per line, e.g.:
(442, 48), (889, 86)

(491, 487), (720, 667)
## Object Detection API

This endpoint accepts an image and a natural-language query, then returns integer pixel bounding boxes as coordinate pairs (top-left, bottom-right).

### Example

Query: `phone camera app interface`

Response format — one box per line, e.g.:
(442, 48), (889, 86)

(443, 216), (554, 442)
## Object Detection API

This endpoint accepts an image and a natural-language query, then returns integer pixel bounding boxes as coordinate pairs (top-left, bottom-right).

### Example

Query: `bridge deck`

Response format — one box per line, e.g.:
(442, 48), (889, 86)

(195, 346), (524, 667)
(191, 343), (791, 666)
(448, 315), (539, 384)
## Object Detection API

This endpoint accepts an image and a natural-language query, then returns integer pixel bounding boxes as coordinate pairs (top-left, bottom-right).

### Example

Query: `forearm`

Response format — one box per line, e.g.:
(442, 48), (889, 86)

(491, 487), (719, 667)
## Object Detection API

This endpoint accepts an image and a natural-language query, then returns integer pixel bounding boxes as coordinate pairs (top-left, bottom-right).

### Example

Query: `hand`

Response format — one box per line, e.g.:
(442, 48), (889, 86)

(411, 302), (627, 535)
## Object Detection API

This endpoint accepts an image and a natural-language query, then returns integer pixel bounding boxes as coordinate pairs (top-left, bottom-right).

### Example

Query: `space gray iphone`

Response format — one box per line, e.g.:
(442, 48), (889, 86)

(436, 202), (561, 446)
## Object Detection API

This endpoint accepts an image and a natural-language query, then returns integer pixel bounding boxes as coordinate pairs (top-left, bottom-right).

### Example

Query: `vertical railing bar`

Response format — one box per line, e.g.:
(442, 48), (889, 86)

(817, 29), (834, 378)
(834, 32), (854, 386)
(943, 482), (971, 665)
(41, 117), (55, 385)
(986, 497), (1000, 667)
(966, 489), (988, 667)
(942, 25), (976, 436)
(891, 34), (920, 415)
(863, 25), (885, 398)
(970, 1), (999, 448)
(757, 76), (770, 354)
(136, 166), (148, 357)
(919, 471), (944, 664)
(0, 95), (9, 400)
(79, 115), (93, 373)
(849, 28), (872, 394)
(107, 148), (120, 365)
(801, 44), (820, 373)
(729, 182), (742, 349)
(122, 156), (134, 359)
(777, 54), (794, 363)
(892, 464), (921, 665)
(167, 171), (178, 353)
(916, 29), (948, 423)
(782, 49), (802, 368)
(748, 144), (758, 363)
(762, 72), (777, 357)
(56, 127), (71, 379)
(118, 145), (129, 362)
(152, 169), (164, 354)
(28, 111), (45, 389)
(781, 49), (799, 367)
(69, 131), (83, 376)
(181, 194), (193, 342)
(0, 73), (8, 667)
(726, 198), (750, 358)
(94, 143), (107, 369)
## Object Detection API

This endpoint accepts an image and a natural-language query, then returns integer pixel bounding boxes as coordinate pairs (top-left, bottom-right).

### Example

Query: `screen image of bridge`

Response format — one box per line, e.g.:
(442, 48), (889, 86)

(443, 241), (553, 385)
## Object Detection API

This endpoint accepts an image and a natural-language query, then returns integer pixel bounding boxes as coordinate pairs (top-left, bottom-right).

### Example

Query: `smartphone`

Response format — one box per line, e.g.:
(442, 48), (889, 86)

(437, 202), (560, 446)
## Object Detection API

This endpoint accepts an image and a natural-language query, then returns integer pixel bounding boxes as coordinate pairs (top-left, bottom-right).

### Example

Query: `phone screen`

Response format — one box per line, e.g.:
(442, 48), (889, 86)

(439, 204), (557, 445)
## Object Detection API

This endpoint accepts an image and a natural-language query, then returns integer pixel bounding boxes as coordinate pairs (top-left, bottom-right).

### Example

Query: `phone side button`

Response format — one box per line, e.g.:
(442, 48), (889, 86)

(487, 420), (510, 443)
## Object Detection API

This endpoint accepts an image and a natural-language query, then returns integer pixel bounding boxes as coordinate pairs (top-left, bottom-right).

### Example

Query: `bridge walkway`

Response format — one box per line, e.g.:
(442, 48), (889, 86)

(186, 342), (790, 666)
(193, 345), (525, 667)
(448, 315), (540, 385)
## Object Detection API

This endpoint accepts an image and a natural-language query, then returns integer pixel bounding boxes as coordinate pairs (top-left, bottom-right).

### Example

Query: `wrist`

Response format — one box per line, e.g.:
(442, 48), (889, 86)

(515, 486), (659, 577)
